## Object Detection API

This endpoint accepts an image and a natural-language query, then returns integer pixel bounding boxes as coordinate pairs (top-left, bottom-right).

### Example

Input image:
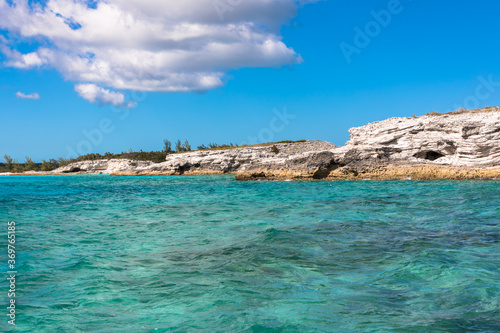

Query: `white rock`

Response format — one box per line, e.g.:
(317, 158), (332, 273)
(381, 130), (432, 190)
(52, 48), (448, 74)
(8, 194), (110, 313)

(344, 109), (500, 167)
(53, 109), (500, 175)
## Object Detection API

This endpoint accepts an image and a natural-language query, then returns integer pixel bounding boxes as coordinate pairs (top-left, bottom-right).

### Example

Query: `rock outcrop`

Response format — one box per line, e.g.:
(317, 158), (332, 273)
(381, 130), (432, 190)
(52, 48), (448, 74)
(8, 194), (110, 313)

(57, 159), (154, 174)
(56, 141), (339, 179)
(52, 108), (500, 180)
(342, 108), (500, 168)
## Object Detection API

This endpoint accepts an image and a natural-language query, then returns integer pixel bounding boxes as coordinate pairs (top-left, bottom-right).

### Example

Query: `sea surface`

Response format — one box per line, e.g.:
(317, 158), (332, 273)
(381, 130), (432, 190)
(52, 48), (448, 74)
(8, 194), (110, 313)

(0, 175), (499, 332)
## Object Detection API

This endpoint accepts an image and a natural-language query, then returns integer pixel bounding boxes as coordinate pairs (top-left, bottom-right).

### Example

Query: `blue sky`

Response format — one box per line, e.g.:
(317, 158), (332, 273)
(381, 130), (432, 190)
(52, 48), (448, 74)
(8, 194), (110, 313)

(1, 0), (500, 161)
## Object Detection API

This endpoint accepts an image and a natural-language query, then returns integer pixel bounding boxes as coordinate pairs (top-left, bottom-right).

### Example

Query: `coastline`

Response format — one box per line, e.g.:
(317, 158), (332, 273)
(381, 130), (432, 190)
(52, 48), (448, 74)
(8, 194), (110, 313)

(235, 165), (500, 181)
(5, 108), (500, 181)
(3, 165), (500, 182)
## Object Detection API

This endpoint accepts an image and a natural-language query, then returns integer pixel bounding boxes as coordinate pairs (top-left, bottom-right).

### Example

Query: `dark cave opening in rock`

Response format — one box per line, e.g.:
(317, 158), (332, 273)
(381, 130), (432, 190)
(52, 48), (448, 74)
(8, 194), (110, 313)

(62, 167), (81, 173)
(413, 151), (445, 161)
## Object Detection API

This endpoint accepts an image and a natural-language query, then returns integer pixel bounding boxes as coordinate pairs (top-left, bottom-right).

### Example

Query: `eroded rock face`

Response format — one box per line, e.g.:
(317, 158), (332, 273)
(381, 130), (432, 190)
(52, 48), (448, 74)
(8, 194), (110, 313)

(53, 109), (500, 179)
(342, 110), (500, 168)
(54, 141), (338, 177)
(56, 159), (154, 174)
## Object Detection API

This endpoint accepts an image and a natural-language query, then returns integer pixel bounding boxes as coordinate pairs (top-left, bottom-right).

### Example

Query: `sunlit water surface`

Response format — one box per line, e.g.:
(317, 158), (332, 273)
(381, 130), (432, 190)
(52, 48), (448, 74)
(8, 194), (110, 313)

(0, 176), (498, 332)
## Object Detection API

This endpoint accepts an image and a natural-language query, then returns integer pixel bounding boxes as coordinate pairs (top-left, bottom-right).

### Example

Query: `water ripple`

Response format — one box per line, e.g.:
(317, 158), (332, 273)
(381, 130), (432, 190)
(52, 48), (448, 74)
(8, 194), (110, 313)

(0, 176), (498, 332)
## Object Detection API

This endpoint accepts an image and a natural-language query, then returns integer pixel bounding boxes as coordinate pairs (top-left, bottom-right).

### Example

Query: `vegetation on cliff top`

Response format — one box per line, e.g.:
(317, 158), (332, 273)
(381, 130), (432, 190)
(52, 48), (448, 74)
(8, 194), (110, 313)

(1, 140), (308, 173)
(423, 106), (500, 117)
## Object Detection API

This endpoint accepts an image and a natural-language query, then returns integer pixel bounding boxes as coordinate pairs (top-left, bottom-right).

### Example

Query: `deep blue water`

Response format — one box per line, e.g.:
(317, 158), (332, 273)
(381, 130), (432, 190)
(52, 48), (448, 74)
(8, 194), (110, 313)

(0, 175), (499, 332)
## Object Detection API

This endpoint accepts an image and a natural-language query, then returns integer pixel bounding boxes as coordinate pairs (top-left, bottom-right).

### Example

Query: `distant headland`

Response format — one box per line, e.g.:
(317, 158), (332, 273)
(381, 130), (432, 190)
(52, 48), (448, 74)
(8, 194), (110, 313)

(3, 107), (500, 181)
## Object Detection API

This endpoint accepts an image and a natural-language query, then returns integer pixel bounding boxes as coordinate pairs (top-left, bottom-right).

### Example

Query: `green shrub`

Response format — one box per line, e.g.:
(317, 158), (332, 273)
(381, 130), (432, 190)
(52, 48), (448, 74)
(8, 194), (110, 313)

(425, 110), (440, 116)
(40, 160), (54, 171)
(453, 107), (469, 113)
(24, 156), (37, 171)
(163, 139), (173, 153)
(197, 142), (239, 151)
(12, 160), (23, 173)
(184, 139), (192, 151)
(175, 139), (182, 152)
(3, 154), (13, 171)
(276, 140), (306, 144)
(58, 158), (71, 167)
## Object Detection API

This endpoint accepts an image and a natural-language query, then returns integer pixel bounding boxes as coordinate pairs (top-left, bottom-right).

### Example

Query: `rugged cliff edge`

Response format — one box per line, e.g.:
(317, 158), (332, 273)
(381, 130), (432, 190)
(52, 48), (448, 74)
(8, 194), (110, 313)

(55, 141), (339, 179)
(52, 108), (500, 180)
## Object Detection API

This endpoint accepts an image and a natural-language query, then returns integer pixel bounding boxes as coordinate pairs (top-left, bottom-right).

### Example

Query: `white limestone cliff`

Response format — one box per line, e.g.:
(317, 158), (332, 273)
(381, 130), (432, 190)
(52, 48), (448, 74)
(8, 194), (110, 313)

(54, 108), (500, 179)
(342, 108), (500, 167)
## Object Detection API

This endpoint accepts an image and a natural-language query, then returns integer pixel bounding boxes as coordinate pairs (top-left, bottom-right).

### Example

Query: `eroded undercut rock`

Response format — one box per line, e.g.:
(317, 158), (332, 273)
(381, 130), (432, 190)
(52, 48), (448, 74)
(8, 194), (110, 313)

(53, 108), (500, 180)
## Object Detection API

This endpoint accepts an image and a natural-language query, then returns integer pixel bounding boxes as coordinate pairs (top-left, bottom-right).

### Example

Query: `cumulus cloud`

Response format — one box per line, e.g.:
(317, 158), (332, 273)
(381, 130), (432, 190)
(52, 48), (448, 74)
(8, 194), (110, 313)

(16, 91), (40, 99)
(0, 0), (317, 105)
(75, 83), (135, 108)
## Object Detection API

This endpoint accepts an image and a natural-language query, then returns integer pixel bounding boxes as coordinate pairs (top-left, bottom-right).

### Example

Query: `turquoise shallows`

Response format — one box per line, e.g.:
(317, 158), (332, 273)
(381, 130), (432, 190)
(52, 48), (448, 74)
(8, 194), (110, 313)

(0, 176), (499, 332)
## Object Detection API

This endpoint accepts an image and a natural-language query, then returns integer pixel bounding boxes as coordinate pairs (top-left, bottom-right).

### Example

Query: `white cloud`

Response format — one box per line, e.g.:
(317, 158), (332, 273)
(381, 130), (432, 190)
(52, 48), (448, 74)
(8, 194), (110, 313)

(75, 83), (135, 108)
(16, 91), (41, 99)
(0, 0), (317, 104)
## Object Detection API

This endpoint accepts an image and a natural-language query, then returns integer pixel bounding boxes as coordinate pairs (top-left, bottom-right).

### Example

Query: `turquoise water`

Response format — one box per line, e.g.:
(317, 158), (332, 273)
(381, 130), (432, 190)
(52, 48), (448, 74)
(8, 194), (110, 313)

(0, 176), (499, 332)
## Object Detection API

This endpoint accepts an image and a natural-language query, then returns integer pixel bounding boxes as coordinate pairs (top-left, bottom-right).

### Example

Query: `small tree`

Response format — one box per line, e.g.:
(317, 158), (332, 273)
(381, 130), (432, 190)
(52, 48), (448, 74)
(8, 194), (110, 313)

(12, 159), (23, 173)
(4, 155), (13, 170)
(58, 157), (71, 167)
(41, 160), (53, 171)
(24, 156), (37, 171)
(175, 139), (182, 152)
(184, 139), (191, 151)
(163, 139), (173, 153)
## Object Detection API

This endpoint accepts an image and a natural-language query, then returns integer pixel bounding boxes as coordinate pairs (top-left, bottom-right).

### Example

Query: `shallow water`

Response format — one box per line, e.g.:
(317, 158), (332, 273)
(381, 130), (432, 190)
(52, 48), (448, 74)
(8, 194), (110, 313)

(0, 175), (499, 332)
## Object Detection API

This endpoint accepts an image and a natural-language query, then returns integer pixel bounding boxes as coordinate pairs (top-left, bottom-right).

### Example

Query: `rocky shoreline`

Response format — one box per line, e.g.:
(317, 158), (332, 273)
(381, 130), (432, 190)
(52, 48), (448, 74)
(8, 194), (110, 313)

(7, 108), (500, 181)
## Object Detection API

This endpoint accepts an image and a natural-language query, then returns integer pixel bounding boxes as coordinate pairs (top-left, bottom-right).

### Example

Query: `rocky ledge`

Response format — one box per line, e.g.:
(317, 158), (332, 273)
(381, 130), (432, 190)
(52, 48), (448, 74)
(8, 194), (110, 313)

(53, 107), (500, 180)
